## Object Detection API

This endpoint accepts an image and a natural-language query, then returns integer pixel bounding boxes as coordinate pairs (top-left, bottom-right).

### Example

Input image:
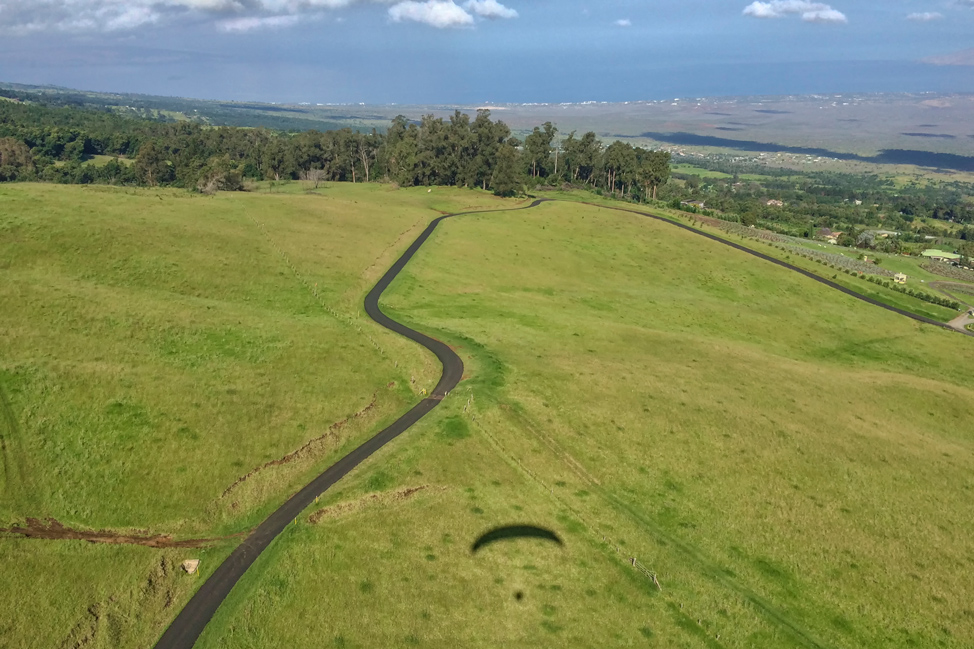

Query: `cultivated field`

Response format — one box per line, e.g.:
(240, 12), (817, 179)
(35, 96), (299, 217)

(2, 185), (973, 648)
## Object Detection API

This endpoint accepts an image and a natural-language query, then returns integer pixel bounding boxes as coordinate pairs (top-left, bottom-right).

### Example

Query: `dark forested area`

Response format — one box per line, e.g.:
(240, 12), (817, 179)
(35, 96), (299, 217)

(0, 99), (670, 200)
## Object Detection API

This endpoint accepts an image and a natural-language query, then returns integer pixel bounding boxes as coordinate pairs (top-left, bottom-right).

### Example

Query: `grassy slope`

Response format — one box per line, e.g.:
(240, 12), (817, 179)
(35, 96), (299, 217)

(635, 202), (964, 323)
(201, 198), (974, 648)
(0, 182), (512, 648)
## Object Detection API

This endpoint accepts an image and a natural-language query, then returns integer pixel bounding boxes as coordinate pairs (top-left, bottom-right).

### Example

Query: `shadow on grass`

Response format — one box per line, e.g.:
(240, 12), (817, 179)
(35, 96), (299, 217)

(471, 525), (563, 553)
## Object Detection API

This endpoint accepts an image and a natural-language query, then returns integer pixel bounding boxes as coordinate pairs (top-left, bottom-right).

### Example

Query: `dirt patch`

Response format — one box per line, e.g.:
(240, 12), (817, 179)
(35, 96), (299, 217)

(308, 485), (441, 524)
(0, 518), (242, 548)
(221, 394), (378, 500)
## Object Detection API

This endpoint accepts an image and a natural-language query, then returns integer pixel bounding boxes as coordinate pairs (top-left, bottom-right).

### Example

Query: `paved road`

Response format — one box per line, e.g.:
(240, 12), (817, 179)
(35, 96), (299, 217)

(586, 201), (974, 339)
(153, 199), (546, 649)
(154, 196), (967, 649)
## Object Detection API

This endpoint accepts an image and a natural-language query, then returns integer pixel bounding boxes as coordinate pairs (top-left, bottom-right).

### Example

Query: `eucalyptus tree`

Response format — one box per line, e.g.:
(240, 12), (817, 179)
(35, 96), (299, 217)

(636, 148), (671, 200)
(465, 110), (511, 191)
(523, 121), (557, 179)
(603, 140), (638, 197)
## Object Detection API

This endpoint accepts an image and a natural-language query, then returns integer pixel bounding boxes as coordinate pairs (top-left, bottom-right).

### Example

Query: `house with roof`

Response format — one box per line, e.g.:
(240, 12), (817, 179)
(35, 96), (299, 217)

(922, 249), (961, 263)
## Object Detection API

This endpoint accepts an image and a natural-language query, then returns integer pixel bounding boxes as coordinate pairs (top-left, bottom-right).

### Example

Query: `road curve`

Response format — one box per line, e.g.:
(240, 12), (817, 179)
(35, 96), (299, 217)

(154, 195), (967, 649)
(153, 199), (546, 649)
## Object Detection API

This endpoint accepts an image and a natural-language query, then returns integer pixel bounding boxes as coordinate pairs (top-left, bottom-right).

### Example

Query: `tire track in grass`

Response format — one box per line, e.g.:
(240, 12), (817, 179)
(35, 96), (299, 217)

(0, 381), (27, 507)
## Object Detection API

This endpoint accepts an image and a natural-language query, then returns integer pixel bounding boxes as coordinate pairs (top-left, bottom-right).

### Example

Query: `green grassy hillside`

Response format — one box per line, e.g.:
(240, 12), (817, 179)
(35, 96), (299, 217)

(198, 198), (974, 648)
(0, 182), (511, 648)
(2, 184), (972, 648)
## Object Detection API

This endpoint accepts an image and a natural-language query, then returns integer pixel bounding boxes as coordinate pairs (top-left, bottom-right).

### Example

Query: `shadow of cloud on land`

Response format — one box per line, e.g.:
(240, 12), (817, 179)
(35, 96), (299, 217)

(640, 132), (974, 172)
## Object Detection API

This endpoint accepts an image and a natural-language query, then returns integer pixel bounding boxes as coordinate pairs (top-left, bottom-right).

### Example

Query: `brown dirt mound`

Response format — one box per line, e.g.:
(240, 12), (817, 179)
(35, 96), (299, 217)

(308, 485), (439, 524)
(221, 393), (378, 499)
(0, 518), (242, 548)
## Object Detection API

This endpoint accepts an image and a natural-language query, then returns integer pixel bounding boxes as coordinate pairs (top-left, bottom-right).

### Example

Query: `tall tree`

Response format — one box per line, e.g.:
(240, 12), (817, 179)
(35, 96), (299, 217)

(491, 142), (521, 197)
(637, 149), (671, 200)
(523, 121), (557, 179)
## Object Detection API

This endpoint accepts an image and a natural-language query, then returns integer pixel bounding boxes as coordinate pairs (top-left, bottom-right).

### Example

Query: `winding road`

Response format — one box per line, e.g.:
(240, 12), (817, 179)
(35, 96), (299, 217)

(153, 197), (970, 649)
(153, 199), (545, 649)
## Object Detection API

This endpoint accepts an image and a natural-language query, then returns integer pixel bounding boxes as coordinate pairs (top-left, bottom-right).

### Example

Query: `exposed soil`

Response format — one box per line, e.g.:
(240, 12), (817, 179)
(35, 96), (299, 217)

(221, 393), (378, 499)
(948, 311), (974, 333)
(0, 518), (243, 548)
(307, 485), (439, 524)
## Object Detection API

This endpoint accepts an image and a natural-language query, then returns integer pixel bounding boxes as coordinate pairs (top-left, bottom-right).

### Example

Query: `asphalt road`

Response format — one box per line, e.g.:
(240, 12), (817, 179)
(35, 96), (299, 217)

(587, 201), (973, 338)
(153, 196), (966, 649)
(153, 199), (546, 649)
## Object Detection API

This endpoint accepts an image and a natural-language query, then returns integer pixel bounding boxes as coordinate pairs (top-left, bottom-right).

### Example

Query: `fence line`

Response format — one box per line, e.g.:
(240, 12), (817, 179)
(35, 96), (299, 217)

(466, 393), (661, 591)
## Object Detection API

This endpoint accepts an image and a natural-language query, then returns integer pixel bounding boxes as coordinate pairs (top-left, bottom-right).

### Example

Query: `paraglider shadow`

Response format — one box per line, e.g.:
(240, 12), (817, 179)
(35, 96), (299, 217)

(470, 525), (563, 554)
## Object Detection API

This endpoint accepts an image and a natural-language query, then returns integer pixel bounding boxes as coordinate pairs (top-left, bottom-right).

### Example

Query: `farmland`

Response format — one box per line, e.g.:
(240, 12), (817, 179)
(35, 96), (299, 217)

(2, 184), (973, 648)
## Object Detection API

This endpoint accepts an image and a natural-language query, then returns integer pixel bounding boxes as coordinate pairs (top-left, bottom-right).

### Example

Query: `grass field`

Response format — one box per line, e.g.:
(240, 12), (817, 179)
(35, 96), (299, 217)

(3, 184), (973, 648)
(0, 182), (513, 647)
(82, 154), (134, 166)
(193, 194), (974, 648)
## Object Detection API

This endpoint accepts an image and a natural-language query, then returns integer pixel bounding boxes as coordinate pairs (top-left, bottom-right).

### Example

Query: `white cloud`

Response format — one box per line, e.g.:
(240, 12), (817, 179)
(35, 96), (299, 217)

(388, 1), (474, 27)
(218, 14), (302, 32)
(0, 0), (516, 34)
(907, 11), (943, 21)
(802, 8), (847, 23)
(615, 18), (632, 27)
(743, 1), (847, 23)
(464, 0), (517, 19)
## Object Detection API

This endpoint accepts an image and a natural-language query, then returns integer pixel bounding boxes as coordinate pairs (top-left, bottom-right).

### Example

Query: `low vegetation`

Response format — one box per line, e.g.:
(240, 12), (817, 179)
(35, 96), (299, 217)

(3, 177), (972, 648)
(0, 182), (514, 647)
(196, 195), (974, 648)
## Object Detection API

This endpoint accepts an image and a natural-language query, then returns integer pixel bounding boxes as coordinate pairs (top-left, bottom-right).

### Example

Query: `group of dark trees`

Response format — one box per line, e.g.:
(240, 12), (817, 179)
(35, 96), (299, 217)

(0, 99), (671, 200)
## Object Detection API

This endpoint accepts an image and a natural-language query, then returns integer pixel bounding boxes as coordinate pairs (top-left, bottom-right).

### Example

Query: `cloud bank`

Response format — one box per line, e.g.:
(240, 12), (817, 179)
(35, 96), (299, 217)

(465, 0), (518, 20)
(388, 1), (475, 27)
(0, 0), (518, 34)
(906, 12), (943, 22)
(743, 1), (848, 24)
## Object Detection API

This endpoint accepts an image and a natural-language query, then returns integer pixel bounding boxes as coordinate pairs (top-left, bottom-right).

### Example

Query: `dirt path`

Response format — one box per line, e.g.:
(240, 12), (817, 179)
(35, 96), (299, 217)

(948, 310), (974, 333)
(0, 518), (242, 549)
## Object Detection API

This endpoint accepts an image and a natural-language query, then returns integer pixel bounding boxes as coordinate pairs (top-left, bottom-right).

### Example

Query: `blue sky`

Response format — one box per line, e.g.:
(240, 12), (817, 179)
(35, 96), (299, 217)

(0, 0), (972, 103)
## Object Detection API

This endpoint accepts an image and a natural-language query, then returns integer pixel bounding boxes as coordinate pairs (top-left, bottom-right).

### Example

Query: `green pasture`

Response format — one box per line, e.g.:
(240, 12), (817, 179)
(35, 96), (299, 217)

(2, 184), (972, 648)
(629, 206), (964, 321)
(671, 163), (772, 182)
(82, 154), (134, 166)
(199, 196), (974, 648)
(0, 182), (513, 648)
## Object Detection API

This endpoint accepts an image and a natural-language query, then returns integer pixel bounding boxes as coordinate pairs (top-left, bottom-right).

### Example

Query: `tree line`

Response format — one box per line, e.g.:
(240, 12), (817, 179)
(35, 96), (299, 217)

(0, 100), (670, 199)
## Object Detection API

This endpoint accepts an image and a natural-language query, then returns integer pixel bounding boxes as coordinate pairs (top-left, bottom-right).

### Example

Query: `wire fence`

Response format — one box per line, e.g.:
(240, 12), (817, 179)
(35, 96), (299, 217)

(464, 393), (661, 591)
